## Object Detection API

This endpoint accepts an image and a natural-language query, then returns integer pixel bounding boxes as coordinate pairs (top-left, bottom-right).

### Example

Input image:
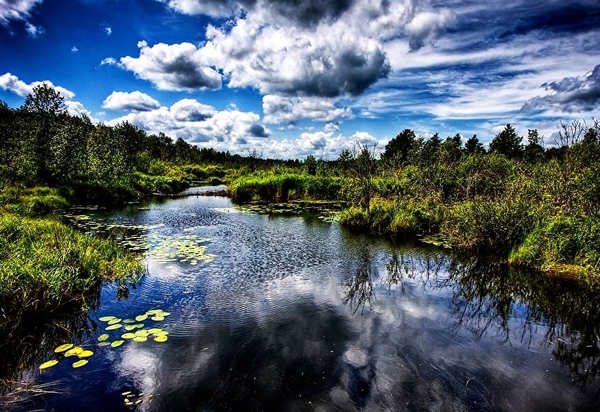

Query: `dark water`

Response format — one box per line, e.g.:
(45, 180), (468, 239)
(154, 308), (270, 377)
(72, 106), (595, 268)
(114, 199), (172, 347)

(2, 194), (600, 411)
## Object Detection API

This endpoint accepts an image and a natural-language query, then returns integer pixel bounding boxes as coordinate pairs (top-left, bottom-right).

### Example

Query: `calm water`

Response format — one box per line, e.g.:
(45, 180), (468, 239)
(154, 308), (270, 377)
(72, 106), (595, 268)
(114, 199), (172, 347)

(2, 194), (600, 411)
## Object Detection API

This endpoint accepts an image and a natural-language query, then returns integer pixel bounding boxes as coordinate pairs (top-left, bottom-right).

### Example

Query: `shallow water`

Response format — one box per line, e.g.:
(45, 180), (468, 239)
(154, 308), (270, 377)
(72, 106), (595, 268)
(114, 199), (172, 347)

(3, 194), (600, 411)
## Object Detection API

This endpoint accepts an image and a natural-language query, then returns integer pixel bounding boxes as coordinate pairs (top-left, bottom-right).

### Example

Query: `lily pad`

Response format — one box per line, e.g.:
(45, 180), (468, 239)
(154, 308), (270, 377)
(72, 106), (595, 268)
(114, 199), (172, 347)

(135, 314), (148, 322)
(134, 330), (149, 337)
(111, 340), (125, 348)
(64, 347), (84, 357)
(106, 324), (122, 331)
(150, 316), (165, 321)
(54, 343), (74, 353)
(39, 359), (59, 370)
(124, 325), (137, 331)
(133, 336), (147, 343)
(107, 318), (122, 325)
(123, 319), (136, 324)
(98, 334), (109, 342)
(121, 333), (136, 339)
(72, 359), (88, 368)
(78, 350), (94, 358)
(98, 342), (111, 347)
(154, 335), (168, 343)
(99, 316), (116, 322)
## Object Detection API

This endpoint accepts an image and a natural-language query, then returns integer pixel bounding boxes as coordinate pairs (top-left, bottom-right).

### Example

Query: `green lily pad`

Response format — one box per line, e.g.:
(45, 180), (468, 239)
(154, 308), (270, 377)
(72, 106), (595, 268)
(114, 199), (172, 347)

(64, 347), (83, 357)
(99, 316), (116, 322)
(107, 318), (122, 325)
(124, 325), (137, 331)
(72, 359), (88, 368)
(134, 330), (149, 337)
(106, 324), (122, 331)
(111, 340), (125, 348)
(98, 334), (109, 342)
(39, 359), (59, 370)
(98, 342), (111, 347)
(123, 319), (136, 324)
(133, 336), (147, 343)
(150, 316), (165, 321)
(154, 335), (168, 343)
(121, 333), (136, 339)
(135, 314), (148, 322)
(78, 350), (94, 358)
(54, 343), (74, 353)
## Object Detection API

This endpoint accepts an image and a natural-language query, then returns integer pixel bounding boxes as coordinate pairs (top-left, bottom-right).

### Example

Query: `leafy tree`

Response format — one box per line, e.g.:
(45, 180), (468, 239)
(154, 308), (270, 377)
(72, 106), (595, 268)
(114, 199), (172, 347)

(583, 127), (599, 144)
(439, 133), (463, 163)
(304, 154), (317, 175)
(489, 124), (523, 158)
(336, 148), (353, 174)
(381, 129), (416, 166)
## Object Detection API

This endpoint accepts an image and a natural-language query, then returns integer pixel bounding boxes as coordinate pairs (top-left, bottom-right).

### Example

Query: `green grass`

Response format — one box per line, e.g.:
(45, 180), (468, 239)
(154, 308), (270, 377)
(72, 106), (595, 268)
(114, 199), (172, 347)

(0, 212), (142, 314)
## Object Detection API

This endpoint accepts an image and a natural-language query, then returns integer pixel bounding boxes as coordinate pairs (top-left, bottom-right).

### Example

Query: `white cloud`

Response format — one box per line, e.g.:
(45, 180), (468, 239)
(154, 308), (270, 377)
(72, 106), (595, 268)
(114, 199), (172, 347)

(105, 26), (112, 35)
(100, 57), (118, 66)
(71, 46), (79, 53)
(404, 9), (456, 50)
(24, 21), (43, 38)
(119, 40), (222, 91)
(0, 0), (42, 25)
(102, 91), (161, 112)
(0, 72), (75, 99)
(262, 95), (353, 124)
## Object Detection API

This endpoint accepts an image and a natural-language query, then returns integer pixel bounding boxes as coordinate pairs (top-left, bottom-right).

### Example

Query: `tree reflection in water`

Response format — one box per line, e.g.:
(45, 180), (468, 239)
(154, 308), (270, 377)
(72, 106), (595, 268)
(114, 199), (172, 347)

(342, 245), (600, 385)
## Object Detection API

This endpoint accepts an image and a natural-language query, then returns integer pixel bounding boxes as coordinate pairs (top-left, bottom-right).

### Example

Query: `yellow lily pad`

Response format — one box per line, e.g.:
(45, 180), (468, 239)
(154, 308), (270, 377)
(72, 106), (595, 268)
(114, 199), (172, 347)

(99, 316), (116, 322)
(106, 324), (122, 331)
(134, 323), (145, 328)
(133, 336), (147, 342)
(147, 328), (163, 334)
(108, 318), (122, 325)
(150, 316), (165, 321)
(72, 359), (88, 368)
(111, 340), (125, 348)
(135, 314), (148, 322)
(98, 334), (109, 342)
(154, 335), (168, 343)
(64, 347), (84, 357)
(145, 309), (161, 315)
(54, 343), (74, 353)
(39, 359), (59, 370)
(121, 333), (136, 339)
(78, 350), (94, 358)
(134, 330), (149, 337)
(122, 391), (131, 396)
(124, 325), (137, 331)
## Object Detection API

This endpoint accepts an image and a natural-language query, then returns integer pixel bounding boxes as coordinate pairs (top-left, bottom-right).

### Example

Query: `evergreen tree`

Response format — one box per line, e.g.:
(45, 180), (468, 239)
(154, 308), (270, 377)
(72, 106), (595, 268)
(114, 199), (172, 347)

(489, 124), (523, 158)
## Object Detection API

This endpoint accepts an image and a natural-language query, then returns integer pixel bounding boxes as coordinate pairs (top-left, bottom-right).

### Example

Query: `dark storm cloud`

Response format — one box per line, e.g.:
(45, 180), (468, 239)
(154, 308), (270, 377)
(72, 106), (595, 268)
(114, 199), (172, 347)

(248, 123), (270, 137)
(266, 0), (355, 27)
(522, 65), (600, 113)
(278, 47), (391, 98)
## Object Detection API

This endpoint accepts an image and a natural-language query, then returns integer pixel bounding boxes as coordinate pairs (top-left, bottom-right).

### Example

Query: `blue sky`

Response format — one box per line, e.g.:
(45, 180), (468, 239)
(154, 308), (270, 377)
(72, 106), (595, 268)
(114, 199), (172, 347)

(1, 0), (599, 159)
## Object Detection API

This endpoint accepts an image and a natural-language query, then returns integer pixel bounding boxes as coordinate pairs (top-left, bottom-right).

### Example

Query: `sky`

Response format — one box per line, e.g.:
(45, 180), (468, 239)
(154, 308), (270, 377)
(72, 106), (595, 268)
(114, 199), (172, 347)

(1, 0), (599, 159)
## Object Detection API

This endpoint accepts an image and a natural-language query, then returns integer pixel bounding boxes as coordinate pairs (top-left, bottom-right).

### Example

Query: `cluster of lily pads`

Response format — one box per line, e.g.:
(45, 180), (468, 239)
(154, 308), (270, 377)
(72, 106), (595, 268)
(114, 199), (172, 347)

(148, 234), (216, 265)
(97, 309), (171, 346)
(38, 309), (171, 371)
(39, 344), (95, 370)
(122, 390), (149, 407)
(419, 234), (452, 249)
(236, 201), (341, 221)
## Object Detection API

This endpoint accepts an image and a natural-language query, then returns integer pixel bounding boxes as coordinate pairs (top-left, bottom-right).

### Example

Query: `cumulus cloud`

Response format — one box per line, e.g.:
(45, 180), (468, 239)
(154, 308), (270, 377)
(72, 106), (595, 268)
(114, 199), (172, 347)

(0, 72), (75, 99)
(522, 64), (600, 113)
(262, 95), (353, 124)
(102, 91), (161, 112)
(25, 21), (43, 38)
(107, 97), (268, 144)
(405, 9), (456, 50)
(100, 57), (118, 66)
(120, 41), (222, 91)
(0, 0), (42, 26)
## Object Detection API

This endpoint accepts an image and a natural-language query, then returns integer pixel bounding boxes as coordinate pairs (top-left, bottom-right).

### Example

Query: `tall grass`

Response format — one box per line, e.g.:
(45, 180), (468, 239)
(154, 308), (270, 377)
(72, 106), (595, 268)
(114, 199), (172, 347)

(229, 172), (346, 202)
(0, 213), (142, 314)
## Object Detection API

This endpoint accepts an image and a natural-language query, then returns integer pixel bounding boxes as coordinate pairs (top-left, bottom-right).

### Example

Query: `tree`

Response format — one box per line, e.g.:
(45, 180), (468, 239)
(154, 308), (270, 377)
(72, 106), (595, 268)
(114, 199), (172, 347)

(20, 84), (69, 182)
(524, 129), (544, 163)
(352, 143), (378, 211)
(465, 134), (485, 155)
(381, 129), (416, 166)
(304, 154), (317, 175)
(489, 124), (523, 158)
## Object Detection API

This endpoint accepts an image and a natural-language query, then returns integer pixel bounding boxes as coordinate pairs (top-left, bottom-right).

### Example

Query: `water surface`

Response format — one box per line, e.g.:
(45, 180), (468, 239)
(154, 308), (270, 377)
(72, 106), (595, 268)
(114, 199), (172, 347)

(3, 194), (600, 411)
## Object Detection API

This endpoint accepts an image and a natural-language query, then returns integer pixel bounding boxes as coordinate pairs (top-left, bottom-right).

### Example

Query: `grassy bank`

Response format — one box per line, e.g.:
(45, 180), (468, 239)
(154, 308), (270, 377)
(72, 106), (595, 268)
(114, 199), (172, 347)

(0, 187), (143, 321)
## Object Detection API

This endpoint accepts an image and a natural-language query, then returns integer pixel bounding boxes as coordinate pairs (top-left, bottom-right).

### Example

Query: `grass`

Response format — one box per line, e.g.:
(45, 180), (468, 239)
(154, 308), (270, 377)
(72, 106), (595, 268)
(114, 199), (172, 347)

(0, 186), (143, 317)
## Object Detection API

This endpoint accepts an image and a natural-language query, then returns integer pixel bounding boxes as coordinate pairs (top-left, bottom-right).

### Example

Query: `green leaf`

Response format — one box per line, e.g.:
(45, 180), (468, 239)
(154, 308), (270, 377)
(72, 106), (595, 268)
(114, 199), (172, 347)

(39, 359), (59, 370)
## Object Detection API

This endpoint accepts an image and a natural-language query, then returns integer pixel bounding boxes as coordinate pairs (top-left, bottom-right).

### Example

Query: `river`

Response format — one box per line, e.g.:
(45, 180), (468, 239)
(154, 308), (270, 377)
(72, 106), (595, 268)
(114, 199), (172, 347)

(2, 192), (600, 411)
